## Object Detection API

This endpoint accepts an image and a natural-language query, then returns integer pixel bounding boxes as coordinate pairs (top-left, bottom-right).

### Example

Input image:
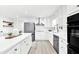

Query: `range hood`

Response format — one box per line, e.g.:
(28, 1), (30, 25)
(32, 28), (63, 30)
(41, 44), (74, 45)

(36, 17), (44, 26)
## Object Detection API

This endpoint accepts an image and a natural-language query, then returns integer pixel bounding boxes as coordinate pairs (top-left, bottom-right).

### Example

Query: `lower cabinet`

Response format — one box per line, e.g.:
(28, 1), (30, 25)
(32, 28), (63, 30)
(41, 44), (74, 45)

(35, 32), (46, 40)
(7, 44), (21, 54)
(35, 26), (48, 40)
(20, 41), (29, 54)
(59, 38), (67, 54)
(20, 36), (32, 54)
(6, 35), (32, 54)
(48, 32), (53, 46)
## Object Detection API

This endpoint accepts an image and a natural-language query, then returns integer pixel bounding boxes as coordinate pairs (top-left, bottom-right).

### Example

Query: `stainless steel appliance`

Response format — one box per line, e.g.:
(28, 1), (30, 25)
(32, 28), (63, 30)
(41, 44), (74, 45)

(24, 22), (35, 41)
(53, 35), (59, 54)
(67, 13), (79, 54)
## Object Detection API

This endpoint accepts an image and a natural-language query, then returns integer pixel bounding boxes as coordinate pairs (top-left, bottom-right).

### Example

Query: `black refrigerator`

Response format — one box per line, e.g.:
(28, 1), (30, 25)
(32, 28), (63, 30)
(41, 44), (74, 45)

(24, 22), (35, 42)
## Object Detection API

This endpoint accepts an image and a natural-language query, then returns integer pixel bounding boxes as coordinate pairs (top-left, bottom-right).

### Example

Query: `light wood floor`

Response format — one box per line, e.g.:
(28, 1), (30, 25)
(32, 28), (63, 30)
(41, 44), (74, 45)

(29, 40), (57, 54)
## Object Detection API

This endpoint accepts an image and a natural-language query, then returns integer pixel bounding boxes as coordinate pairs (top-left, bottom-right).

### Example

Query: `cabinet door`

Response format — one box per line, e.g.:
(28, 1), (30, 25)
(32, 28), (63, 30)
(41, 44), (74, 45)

(35, 32), (46, 40)
(20, 39), (29, 54)
(20, 36), (32, 54)
(48, 32), (53, 46)
(59, 38), (67, 54)
(7, 44), (21, 54)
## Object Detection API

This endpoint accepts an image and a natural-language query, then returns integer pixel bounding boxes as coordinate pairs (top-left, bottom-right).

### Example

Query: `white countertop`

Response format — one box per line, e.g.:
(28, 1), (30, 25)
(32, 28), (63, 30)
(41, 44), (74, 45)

(0, 33), (32, 54)
(53, 32), (59, 36)
(53, 32), (67, 39)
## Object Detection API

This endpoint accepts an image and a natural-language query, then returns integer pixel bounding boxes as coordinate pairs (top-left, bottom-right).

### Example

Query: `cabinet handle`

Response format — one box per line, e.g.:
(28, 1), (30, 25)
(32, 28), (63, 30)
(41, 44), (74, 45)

(14, 48), (17, 51)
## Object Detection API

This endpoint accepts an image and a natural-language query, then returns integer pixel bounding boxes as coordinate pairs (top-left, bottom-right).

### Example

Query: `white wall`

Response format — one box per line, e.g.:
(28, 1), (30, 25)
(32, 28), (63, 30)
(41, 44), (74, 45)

(0, 17), (3, 36)
(0, 17), (14, 36)
(14, 17), (36, 33)
(0, 16), (39, 36)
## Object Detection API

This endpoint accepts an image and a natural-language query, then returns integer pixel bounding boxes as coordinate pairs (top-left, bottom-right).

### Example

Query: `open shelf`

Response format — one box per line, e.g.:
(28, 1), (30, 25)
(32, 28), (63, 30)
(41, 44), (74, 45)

(3, 21), (14, 27)
(3, 25), (13, 27)
(3, 21), (13, 24)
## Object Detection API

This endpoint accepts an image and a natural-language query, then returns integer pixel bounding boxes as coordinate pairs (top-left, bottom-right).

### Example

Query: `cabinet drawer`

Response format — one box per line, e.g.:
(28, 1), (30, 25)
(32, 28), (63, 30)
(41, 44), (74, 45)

(7, 44), (20, 54)
(35, 32), (45, 35)
(20, 43), (29, 54)
(6, 35), (32, 54)
(20, 39), (32, 54)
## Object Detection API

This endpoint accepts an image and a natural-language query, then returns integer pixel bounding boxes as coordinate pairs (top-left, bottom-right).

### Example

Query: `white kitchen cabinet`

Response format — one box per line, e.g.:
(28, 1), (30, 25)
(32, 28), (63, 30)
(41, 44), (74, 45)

(20, 35), (32, 54)
(47, 31), (53, 46)
(5, 34), (32, 54)
(59, 37), (67, 54)
(35, 25), (48, 40)
(20, 40), (29, 54)
(35, 32), (46, 40)
(7, 44), (21, 54)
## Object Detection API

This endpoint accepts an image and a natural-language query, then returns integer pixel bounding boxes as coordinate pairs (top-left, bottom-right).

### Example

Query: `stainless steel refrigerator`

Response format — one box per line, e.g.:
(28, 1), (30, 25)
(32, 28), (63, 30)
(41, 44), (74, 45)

(24, 22), (35, 41)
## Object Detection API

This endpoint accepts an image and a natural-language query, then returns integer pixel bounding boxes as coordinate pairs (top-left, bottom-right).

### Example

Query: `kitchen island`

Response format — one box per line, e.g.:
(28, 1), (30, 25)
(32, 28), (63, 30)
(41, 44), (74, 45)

(0, 33), (32, 54)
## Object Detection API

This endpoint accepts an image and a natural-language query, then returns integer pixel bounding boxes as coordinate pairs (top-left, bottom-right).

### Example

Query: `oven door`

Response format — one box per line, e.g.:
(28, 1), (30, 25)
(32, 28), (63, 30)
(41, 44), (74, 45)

(67, 24), (79, 42)
(68, 44), (79, 54)
(69, 27), (79, 48)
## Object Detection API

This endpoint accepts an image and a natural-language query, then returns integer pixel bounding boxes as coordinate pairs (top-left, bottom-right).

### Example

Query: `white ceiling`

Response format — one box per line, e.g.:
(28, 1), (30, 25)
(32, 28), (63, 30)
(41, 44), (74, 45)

(0, 5), (61, 18)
